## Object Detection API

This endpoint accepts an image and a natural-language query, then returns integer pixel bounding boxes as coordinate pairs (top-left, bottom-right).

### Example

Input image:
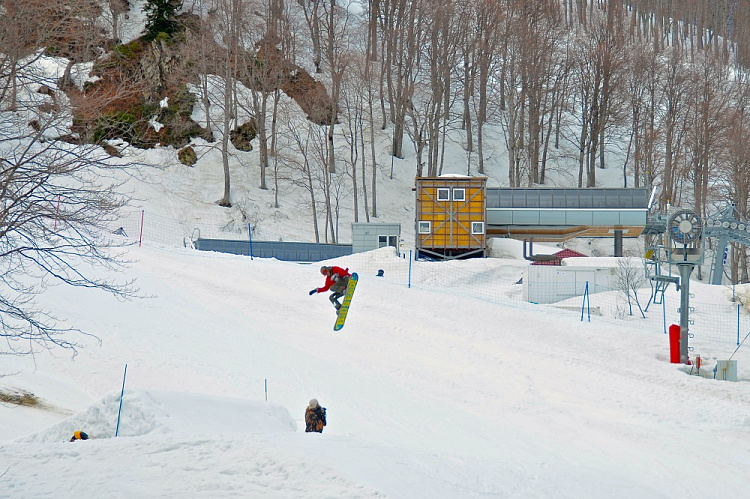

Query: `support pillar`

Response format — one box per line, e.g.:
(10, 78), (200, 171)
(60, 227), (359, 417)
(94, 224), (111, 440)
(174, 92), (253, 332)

(710, 236), (729, 285)
(614, 230), (623, 257)
(677, 263), (695, 364)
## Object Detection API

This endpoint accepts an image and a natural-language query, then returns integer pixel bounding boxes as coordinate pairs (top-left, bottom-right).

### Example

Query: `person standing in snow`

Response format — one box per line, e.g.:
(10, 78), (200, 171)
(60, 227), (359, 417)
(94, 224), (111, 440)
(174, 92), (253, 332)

(305, 399), (326, 433)
(309, 266), (351, 312)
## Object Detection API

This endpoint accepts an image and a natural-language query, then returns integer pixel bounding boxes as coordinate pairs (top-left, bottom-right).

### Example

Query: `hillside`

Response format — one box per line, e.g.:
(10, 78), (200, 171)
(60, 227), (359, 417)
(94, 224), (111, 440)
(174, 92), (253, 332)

(2, 4), (750, 495)
(5, 0), (750, 247)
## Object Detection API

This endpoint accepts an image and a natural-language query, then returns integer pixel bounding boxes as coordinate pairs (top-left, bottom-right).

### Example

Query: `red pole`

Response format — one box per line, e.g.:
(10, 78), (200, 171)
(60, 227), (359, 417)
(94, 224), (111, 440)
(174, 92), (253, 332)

(53, 195), (61, 230)
(669, 324), (681, 363)
(139, 210), (144, 247)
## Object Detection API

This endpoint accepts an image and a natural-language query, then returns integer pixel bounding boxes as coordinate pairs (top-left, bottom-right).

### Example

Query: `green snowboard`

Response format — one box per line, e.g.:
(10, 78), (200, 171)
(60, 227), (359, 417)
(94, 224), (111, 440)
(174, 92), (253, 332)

(333, 273), (358, 331)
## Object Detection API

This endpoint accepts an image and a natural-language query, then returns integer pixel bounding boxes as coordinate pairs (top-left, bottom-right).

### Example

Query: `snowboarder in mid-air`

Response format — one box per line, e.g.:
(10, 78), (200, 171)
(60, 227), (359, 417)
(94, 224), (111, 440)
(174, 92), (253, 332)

(310, 266), (351, 312)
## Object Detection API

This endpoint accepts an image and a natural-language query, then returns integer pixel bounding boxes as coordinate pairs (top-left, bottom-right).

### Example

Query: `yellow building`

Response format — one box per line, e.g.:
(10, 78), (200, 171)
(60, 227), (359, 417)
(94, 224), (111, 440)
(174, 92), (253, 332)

(415, 176), (487, 259)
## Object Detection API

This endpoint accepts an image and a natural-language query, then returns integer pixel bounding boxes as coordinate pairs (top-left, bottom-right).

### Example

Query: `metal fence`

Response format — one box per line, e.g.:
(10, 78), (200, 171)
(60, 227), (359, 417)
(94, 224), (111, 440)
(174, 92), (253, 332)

(108, 209), (747, 347)
(194, 238), (352, 262)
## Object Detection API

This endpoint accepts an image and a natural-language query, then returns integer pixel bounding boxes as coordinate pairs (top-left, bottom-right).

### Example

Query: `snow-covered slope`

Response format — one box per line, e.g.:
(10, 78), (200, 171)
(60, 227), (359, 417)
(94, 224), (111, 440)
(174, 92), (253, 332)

(1, 244), (749, 497)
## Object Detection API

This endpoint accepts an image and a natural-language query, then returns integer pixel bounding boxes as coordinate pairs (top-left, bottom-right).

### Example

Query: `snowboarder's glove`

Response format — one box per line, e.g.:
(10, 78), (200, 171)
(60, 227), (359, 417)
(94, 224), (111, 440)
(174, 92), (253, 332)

(309, 289), (317, 295)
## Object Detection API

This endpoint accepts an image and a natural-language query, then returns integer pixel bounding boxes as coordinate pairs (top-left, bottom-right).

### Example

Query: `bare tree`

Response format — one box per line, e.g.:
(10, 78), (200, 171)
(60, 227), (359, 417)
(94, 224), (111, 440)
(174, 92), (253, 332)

(614, 257), (646, 318)
(516, 0), (564, 186)
(210, 0), (245, 207)
(183, 0), (220, 142)
(473, 0), (504, 175)
(424, 0), (460, 177)
(53, 1), (108, 92)
(0, 1), (92, 110)
(105, 0), (131, 44)
(310, 122), (338, 241)
(340, 55), (366, 222)
(320, 0), (349, 174)
(658, 47), (690, 207)
(296, 0), (324, 73)
(686, 51), (732, 221)
(568, 7), (628, 188)
(381, 0), (423, 160)
(362, 9), (378, 219)
(458, 6), (476, 157)
(280, 118), (343, 243)
(623, 39), (660, 189)
(238, 10), (279, 191)
(497, 1), (525, 187)
(279, 118), (322, 241)
(0, 109), (137, 356)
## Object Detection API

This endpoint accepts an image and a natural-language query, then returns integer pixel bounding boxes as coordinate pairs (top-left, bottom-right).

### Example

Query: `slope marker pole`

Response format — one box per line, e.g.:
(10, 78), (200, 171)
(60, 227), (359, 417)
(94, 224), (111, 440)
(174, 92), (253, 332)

(115, 363), (128, 437)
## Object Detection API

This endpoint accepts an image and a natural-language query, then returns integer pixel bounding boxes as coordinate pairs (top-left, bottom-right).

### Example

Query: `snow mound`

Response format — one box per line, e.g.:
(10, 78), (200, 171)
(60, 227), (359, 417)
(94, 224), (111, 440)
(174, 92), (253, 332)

(18, 390), (296, 443)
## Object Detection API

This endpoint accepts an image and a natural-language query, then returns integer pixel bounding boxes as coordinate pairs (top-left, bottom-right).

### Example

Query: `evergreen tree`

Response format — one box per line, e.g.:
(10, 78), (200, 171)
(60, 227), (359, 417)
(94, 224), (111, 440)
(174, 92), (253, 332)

(143, 0), (183, 40)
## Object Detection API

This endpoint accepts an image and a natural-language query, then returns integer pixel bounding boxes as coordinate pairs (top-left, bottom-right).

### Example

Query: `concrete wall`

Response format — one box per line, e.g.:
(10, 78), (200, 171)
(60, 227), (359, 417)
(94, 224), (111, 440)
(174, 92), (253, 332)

(195, 239), (352, 262)
(352, 223), (401, 254)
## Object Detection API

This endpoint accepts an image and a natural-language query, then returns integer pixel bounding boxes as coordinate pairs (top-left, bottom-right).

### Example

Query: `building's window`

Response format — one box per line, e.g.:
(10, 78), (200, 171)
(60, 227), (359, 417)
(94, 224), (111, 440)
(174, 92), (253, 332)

(379, 235), (399, 247)
(437, 188), (450, 201)
(418, 221), (431, 234)
(378, 235), (388, 247)
(453, 188), (466, 201)
(471, 221), (485, 234)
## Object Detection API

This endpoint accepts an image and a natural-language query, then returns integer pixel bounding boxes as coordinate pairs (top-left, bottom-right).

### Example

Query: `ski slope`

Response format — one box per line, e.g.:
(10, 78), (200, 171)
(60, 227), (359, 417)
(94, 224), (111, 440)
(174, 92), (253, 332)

(2, 243), (749, 498)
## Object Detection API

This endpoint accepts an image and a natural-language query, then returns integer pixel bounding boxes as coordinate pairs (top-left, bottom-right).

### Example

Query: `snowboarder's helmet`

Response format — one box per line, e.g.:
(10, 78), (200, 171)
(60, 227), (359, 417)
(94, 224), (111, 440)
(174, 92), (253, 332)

(309, 398), (319, 409)
(320, 266), (328, 275)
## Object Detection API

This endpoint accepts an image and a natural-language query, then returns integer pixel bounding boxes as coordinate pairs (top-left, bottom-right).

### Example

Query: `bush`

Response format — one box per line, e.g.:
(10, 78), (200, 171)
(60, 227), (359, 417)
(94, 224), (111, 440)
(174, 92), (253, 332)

(101, 141), (123, 157)
(154, 31), (175, 45)
(230, 120), (257, 151)
(114, 40), (144, 60)
(159, 84), (196, 121)
(91, 111), (137, 143)
(178, 145), (197, 166)
(0, 389), (39, 407)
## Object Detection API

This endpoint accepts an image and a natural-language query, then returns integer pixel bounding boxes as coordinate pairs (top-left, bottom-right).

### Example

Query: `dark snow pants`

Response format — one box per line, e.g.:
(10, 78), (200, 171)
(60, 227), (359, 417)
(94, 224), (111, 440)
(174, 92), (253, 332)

(329, 276), (349, 309)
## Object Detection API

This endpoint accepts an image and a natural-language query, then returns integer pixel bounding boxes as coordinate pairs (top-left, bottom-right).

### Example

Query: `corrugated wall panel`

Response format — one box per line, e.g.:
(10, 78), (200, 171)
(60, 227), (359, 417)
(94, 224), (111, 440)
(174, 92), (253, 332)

(415, 177), (487, 257)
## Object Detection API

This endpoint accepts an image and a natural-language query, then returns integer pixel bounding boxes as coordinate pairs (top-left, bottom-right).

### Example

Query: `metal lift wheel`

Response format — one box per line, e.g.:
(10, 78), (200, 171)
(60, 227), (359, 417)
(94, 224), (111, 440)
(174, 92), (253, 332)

(668, 209), (702, 244)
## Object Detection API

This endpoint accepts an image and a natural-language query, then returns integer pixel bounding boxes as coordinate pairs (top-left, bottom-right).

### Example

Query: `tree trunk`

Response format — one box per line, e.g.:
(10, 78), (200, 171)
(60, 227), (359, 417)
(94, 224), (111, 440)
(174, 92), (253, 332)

(258, 92), (269, 190)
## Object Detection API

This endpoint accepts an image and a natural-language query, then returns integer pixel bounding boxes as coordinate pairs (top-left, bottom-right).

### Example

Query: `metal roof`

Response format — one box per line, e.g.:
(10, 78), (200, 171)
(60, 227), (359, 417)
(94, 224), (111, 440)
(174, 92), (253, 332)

(486, 188), (649, 209)
(485, 188), (650, 241)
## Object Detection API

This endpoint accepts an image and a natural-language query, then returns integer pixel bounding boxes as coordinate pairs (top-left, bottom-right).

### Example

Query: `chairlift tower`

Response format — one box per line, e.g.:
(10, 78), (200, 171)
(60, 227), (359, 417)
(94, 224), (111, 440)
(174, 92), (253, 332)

(665, 209), (704, 364)
(703, 204), (750, 285)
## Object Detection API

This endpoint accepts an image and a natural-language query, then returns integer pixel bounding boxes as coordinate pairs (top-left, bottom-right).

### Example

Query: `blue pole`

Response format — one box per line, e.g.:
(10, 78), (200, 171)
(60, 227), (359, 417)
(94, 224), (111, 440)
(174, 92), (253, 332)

(580, 281), (590, 322)
(248, 224), (254, 260)
(408, 250), (412, 288)
(115, 363), (128, 437)
(662, 295), (667, 335)
(580, 283), (585, 321)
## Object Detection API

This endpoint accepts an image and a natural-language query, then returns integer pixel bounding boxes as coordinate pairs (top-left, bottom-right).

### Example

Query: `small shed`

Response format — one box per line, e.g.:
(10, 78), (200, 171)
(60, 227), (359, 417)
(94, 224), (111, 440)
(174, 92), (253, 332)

(415, 176), (487, 260)
(523, 265), (617, 304)
(531, 248), (588, 266)
(351, 223), (401, 254)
